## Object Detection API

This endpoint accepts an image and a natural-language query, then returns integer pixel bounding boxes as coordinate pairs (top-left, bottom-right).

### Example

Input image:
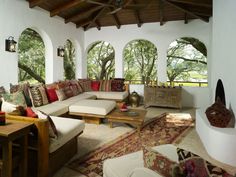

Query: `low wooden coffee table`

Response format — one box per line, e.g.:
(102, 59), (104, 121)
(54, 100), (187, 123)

(106, 109), (147, 132)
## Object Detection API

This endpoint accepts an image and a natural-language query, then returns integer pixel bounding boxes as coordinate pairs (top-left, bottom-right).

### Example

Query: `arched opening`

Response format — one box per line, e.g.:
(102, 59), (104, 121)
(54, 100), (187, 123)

(123, 39), (158, 85)
(18, 28), (45, 84)
(87, 41), (115, 80)
(167, 37), (207, 87)
(64, 39), (76, 80)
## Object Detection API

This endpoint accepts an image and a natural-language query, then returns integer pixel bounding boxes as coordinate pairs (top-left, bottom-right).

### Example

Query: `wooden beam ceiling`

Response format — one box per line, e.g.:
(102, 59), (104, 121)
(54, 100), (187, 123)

(85, 0), (113, 31)
(65, 6), (103, 24)
(26, 0), (212, 30)
(29, 0), (44, 8)
(109, 8), (121, 29)
(168, 0), (212, 8)
(163, 0), (210, 22)
(50, 0), (85, 17)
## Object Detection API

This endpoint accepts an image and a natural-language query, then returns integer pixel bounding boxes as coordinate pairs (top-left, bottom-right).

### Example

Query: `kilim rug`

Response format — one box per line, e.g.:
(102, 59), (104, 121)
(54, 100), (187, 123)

(68, 113), (194, 177)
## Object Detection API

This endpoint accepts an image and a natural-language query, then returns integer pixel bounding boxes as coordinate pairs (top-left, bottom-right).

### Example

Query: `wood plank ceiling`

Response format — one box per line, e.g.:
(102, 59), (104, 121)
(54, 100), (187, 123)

(27, 0), (212, 31)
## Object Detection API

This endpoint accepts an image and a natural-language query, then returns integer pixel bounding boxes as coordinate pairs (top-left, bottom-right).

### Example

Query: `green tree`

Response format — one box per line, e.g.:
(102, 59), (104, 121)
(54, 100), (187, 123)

(87, 41), (115, 80)
(64, 40), (76, 80)
(18, 28), (45, 84)
(167, 37), (207, 85)
(124, 40), (157, 85)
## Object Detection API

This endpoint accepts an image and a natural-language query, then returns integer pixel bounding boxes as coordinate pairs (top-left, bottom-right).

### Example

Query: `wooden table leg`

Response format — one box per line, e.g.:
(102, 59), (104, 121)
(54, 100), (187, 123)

(19, 135), (28, 177)
(2, 141), (12, 177)
(109, 121), (113, 128)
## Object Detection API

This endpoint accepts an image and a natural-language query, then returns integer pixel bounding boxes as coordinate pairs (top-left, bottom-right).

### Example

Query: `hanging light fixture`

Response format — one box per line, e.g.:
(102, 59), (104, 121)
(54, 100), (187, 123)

(5, 36), (17, 52)
(57, 46), (65, 57)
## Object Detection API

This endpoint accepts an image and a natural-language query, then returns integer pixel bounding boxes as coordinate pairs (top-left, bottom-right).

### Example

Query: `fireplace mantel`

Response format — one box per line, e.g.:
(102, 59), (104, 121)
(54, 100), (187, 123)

(196, 109), (236, 167)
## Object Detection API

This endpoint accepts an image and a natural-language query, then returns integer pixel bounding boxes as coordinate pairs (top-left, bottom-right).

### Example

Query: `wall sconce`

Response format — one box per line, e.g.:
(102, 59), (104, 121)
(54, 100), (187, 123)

(5, 36), (17, 52)
(57, 46), (65, 57)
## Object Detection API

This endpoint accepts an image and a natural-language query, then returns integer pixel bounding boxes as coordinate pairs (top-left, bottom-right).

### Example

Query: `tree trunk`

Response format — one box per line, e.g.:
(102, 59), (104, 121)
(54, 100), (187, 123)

(18, 62), (45, 84)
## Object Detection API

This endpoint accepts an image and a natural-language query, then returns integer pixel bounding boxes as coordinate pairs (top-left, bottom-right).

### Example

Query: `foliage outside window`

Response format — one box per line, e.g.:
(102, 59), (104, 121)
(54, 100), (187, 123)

(87, 41), (115, 80)
(124, 40), (158, 85)
(64, 40), (76, 80)
(18, 28), (45, 84)
(167, 37), (207, 87)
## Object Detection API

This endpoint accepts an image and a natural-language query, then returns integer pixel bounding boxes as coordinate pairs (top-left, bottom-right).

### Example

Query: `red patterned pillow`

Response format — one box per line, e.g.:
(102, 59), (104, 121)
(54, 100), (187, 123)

(91, 81), (100, 91)
(25, 107), (38, 118)
(111, 79), (125, 92)
(46, 88), (58, 103)
(177, 148), (234, 177)
(143, 146), (178, 177)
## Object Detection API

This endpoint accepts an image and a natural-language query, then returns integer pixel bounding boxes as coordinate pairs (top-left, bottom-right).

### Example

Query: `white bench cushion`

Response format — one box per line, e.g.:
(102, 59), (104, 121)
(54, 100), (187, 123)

(103, 144), (177, 177)
(49, 116), (85, 153)
(34, 102), (68, 116)
(86, 91), (128, 100)
(56, 93), (97, 106)
(69, 99), (116, 116)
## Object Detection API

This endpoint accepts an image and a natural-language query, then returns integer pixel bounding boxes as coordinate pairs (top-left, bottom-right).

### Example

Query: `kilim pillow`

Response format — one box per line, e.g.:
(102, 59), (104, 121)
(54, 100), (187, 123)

(177, 148), (234, 177)
(78, 79), (92, 92)
(0, 86), (6, 98)
(63, 86), (74, 98)
(10, 82), (32, 106)
(2, 91), (27, 107)
(37, 86), (49, 105)
(111, 79), (125, 92)
(143, 146), (178, 177)
(28, 85), (45, 107)
(55, 89), (67, 101)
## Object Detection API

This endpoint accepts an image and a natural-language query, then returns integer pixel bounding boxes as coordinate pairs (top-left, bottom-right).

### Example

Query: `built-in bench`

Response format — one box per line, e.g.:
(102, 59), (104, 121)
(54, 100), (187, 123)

(6, 114), (85, 177)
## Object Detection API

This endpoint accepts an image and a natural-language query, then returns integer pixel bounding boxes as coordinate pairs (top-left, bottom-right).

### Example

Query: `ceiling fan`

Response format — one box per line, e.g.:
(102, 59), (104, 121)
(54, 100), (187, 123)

(86, 0), (148, 14)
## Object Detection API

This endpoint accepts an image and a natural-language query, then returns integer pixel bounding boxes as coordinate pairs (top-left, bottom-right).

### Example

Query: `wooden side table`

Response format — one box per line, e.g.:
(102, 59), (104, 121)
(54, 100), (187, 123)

(0, 120), (33, 177)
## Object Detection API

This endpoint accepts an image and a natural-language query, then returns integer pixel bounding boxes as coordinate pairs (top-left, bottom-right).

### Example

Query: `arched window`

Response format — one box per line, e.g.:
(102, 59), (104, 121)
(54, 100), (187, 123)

(167, 37), (207, 87)
(87, 41), (115, 80)
(64, 39), (76, 80)
(124, 39), (158, 85)
(18, 28), (45, 84)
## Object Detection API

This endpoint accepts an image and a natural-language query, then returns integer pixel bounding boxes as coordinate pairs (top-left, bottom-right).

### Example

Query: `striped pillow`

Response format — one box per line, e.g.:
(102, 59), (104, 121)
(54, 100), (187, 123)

(99, 80), (112, 91)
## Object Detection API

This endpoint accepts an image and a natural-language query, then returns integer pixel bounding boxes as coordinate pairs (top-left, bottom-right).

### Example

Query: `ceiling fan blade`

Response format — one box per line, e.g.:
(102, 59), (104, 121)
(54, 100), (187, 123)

(108, 7), (122, 14)
(86, 0), (114, 7)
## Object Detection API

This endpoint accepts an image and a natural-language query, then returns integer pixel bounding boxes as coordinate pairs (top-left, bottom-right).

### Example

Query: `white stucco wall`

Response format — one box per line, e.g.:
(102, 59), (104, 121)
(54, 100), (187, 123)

(84, 20), (212, 108)
(0, 0), (213, 108)
(0, 0), (84, 89)
(211, 0), (236, 113)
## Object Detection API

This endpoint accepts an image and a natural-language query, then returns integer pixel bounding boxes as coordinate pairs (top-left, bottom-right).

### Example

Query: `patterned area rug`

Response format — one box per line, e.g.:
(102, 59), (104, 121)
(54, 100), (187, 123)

(68, 113), (194, 177)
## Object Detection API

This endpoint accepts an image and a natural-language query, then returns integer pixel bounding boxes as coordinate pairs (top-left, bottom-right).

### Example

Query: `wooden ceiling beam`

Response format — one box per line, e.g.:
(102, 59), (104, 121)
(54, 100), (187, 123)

(184, 13), (188, 24)
(29, 0), (44, 8)
(168, 0), (212, 8)
(50, 0), (85, 17)
(109, 8), (121, 29)
(163, 0), (209, 22)
(159, 0), (164, 26)
(65, 6), (103, 24)
(76, 20), (91, 28)
(95, 20), (101, 30)
(85, 0), (113, 31)
(132, 0), (142, 27)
